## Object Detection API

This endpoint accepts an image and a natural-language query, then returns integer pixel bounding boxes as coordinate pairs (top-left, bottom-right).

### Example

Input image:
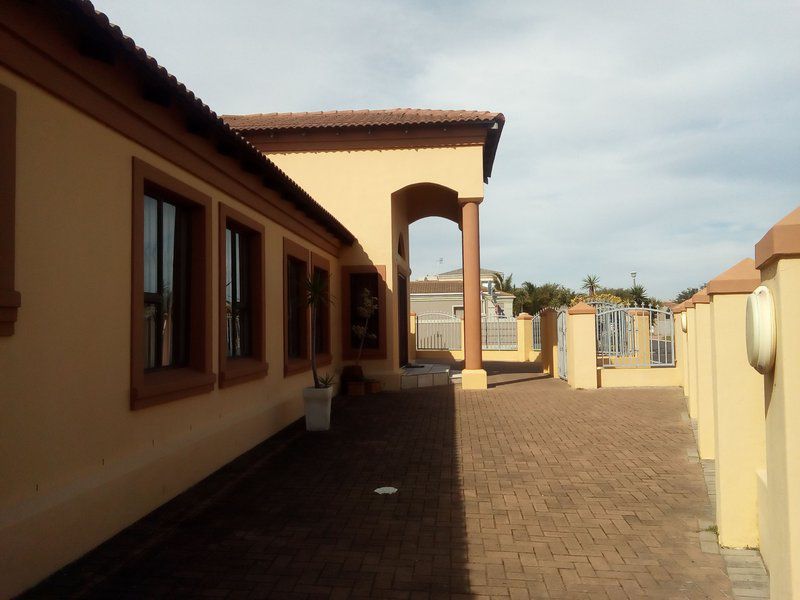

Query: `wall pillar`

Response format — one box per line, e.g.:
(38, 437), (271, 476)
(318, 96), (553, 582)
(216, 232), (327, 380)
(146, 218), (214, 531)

(460, 198), (486, 390)
(408, 312), (417, 364)
(692, 289), (715, 459)
(707, 258), (764, 549)
(566, 302), (598, 390)
(516, 313), (533, 362)
(753, 206), (800, 598)
(685, 301), (699, 418)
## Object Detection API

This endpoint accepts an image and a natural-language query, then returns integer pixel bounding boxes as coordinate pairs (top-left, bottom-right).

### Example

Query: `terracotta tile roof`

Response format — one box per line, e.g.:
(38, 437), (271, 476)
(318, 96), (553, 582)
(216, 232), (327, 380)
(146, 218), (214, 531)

(49, 0), (355, 244)
(410, 280), (514, 296)
(222, 109), (503, 132)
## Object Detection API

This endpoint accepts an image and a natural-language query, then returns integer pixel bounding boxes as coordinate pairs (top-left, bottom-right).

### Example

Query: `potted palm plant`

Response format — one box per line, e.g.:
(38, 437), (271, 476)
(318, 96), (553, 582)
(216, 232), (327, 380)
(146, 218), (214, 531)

(343, 287), (379, 395)
(302, 270), (335, 431)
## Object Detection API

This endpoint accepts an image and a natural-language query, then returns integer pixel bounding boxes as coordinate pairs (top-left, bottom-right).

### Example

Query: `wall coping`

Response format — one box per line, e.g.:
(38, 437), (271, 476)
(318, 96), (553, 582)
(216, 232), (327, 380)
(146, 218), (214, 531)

(755, 205), (800, 269)
(707, 258), (761, 296)
(690, 287), (710, 304)
(568, 302), (596, 315)
(684, 298), (695, 309)
(516, 312), (533, 321)
(672, 302), (686, 314)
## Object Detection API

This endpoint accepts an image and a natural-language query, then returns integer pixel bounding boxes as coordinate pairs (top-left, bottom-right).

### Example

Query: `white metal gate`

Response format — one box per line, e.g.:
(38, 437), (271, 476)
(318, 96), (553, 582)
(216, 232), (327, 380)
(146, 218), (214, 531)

(556, 309), (567, 380)
(416, 313), (461, 350)
(481, 316), (517, 350)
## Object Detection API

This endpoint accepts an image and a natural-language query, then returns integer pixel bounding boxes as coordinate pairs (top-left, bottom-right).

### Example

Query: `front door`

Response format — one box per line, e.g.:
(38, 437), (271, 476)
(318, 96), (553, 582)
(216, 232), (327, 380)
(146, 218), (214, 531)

(397, 273), (409, 367)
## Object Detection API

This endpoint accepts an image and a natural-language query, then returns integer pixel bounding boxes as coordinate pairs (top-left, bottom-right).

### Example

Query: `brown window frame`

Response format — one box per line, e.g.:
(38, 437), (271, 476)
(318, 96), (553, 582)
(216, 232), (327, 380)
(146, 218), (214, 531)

(341, 265), (387, 360)
(311, 253), (332, 368)
(283, 237), (311, 376)
(0, 84), (20, 336)
(131, 157), (214, 410)
(218, 204), (268, 388)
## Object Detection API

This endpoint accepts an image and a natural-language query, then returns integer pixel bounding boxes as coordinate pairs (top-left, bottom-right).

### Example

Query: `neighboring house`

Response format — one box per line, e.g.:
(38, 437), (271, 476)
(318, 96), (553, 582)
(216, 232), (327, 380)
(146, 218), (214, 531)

(410, 278), (515, 319)
(435, 266), (502, 286)
(0, 2), (505, 596)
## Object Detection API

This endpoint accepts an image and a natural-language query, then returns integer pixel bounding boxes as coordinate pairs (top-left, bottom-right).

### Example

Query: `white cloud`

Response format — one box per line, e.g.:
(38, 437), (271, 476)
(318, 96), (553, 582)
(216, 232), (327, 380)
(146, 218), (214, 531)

(94, 0), (800, 298)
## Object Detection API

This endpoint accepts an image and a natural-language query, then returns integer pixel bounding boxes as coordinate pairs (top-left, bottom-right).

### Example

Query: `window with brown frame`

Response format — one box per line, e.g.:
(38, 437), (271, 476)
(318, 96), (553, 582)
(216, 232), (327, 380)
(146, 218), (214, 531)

(311, 253), (331, 366)
(131, 158), (214, 409)
(0, 84), (20, 336)
(283, 238), (310, 376)
(218, 204), (267, 388)
(341, 265), (387, 360)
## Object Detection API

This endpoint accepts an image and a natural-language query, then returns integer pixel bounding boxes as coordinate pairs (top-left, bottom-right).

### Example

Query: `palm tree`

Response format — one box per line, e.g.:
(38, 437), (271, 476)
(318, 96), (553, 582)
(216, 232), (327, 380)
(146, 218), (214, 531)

(581, 275), (600, 296)
(492, 272), (514, 292)
(305, 270), (331, 388)
(630, 284), (648, 305)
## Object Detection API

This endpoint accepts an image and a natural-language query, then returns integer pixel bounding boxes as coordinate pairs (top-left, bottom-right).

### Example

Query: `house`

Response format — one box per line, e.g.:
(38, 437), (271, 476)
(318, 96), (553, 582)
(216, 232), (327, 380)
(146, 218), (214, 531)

(0, 1), (504, 595)
(410, 274), (515, 319)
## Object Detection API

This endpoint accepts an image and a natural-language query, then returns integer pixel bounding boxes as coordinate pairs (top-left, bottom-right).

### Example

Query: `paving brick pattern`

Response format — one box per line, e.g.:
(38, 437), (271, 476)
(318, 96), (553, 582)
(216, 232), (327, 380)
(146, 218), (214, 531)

(23, 370), (733, 599)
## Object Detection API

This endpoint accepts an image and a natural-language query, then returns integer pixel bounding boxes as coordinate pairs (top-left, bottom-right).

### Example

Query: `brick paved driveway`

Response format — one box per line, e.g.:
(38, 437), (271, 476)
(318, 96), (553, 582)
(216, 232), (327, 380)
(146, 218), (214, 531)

(24, 367), (732, 599)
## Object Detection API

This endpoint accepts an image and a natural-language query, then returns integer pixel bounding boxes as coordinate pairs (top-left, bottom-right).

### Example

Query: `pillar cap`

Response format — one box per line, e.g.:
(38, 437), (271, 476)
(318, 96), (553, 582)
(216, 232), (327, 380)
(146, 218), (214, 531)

(707, 258), (761, 296)
(755, 205), (800, 269)
(690, 287), (710, 304)
(516, 312), (533, 320)
(457, 197), (483, 206)
(568, 302), (596, 315)
(672, 301), (686, 314)
(684, 298), (695, 309)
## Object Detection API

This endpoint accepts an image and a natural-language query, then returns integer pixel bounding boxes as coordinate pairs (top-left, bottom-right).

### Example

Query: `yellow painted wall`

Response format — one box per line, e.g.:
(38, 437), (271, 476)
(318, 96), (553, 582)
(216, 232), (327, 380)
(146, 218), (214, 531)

(566, 312), (598, 389)
(686, 307), (699, 418)
(694, 303), (716, 459)
(677, 317), (689, 396)
(599, 367), (682, 388)
(0, 67), (341, 597)
(710, 293), (765, 549)
(268, 145), (484, 387)
(758, 257), (800, 598)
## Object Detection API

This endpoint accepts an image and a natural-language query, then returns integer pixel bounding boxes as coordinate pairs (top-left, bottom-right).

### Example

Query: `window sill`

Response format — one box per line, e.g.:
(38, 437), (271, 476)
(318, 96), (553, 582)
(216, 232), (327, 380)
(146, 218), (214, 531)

(0, 288), (21, 336)
(131, 368), (216, 410)
(220, 357), (269, 388)
(284, 357), (311, 377)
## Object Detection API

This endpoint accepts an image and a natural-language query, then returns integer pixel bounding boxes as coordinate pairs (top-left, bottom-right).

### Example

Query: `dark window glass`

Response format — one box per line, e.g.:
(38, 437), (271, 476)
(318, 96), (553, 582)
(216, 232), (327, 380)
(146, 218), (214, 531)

(313, 266), (329, 355)
(226, 225), (251, 358)
(143, 194), (190, 370)
(349, 272), (380, 350)
(286, 256), (307, 359)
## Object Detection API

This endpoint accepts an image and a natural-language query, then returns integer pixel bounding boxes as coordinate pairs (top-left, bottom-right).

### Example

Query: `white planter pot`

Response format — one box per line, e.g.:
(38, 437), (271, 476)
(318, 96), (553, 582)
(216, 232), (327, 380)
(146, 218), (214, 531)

(302, 386), (333, 431)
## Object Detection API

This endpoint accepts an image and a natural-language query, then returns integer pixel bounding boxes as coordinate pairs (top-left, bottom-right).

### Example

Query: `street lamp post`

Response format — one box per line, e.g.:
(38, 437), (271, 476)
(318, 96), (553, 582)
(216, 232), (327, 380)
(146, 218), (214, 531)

(630, 271), (637, 287)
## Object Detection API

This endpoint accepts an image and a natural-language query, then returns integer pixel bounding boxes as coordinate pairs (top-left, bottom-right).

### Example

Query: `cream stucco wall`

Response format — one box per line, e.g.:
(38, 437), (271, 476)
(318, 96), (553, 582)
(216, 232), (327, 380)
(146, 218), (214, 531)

(267, 146), (485, 383)
(758, 257), (800, 598)
(566, 311), (598, 390)
(710, 293), (765, 549)
(694, 302), (716, 459)
(0, 68), (342, 597)
(686, 307), (699, 418)
(598, 368), (682, 388)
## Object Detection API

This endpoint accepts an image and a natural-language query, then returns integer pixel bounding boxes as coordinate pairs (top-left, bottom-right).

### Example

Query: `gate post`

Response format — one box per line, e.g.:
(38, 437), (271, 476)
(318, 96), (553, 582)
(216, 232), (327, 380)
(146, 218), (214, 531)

(516, 313), (532, 362)
(567, 302), (598, 389)
(692, 288), (715, 460)
(539, 309), (557, 376)
(408, 312), (417, 363)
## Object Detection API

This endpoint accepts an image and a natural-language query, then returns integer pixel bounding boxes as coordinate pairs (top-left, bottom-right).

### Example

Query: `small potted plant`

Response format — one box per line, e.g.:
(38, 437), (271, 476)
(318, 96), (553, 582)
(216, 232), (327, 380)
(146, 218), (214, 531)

(302, 270), (335, 431)
(345, 287), (379, 395)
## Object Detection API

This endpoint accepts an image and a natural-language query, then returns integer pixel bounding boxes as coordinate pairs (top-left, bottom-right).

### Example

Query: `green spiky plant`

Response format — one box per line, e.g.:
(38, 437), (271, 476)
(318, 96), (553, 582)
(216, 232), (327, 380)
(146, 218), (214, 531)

(305, 270), (334, 389)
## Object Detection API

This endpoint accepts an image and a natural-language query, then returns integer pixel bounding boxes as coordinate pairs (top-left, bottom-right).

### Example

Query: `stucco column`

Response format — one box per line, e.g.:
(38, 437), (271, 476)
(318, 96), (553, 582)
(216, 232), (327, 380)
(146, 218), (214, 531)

(566, 302), (598, 390)
(692, 288), (715, 459)
(460, 198), (487, 390)
(753, 206), (800, 598)
(707, 258), (764, 549)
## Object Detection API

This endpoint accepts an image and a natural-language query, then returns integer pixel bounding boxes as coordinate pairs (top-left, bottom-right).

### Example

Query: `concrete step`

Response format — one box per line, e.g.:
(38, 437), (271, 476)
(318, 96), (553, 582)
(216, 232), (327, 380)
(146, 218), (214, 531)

(400, 363), (452, 390)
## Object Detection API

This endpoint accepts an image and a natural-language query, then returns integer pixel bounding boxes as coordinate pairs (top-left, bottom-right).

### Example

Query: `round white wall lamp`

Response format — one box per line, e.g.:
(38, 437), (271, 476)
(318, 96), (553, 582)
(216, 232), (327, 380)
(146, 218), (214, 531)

(746, 285), (777, 374)
(680, 312), (687, 333)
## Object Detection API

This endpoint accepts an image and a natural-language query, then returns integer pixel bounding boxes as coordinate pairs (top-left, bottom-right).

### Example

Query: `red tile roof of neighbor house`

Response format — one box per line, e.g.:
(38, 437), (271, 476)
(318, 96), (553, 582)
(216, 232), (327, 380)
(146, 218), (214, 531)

(410, 280), (514, 296)
(222, 109), (504, 131)
(44, 0), (355, 244)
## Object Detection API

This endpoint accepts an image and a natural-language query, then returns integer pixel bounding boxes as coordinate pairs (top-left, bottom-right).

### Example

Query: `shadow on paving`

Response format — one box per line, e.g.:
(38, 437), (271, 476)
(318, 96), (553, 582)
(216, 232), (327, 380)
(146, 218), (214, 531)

(21, 384), (470, 599)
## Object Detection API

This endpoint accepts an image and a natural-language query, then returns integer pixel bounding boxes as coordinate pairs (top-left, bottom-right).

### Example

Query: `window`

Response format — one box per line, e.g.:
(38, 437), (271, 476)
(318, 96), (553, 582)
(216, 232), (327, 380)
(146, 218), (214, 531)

(143, 195), (190, 369)
(0, 84), (20, 336)
(311, 253), (331, 366)
(283, 238), (310, 376)
(218, 204), (267, 387)
(341, 265), (387, 360)
(453, 306), (464, 319)
(131, 158), (214, 409)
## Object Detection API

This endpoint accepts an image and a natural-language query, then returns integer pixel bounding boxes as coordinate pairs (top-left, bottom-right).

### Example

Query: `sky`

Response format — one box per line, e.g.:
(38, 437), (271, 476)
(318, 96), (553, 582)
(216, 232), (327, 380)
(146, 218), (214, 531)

(93, 0), (800, 300)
